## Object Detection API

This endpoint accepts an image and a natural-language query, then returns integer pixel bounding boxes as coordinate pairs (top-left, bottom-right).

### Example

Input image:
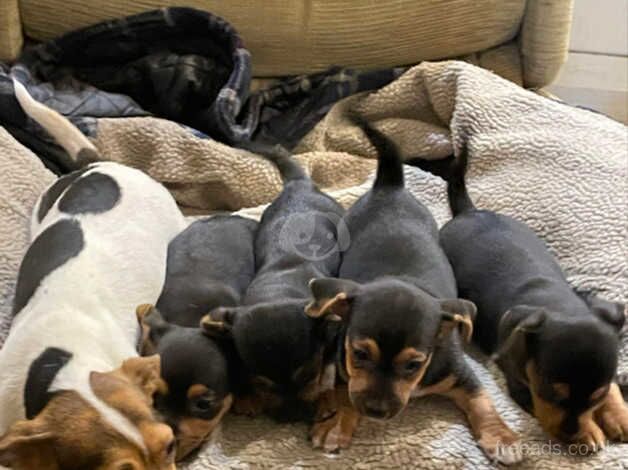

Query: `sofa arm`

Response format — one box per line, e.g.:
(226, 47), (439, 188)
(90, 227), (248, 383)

(0, 0), (23, 62)
(520, 0), (573, 88)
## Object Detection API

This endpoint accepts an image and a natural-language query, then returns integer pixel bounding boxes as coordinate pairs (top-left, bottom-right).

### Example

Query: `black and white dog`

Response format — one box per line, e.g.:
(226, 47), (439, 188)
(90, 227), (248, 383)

(0, 81), (186, 469)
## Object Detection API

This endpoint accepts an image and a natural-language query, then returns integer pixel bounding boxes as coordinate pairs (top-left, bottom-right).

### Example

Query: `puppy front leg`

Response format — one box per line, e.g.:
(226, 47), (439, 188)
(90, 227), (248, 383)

(441, 382), (522, 465)
(595, 383), (628, 442)
(310, 386), (360, 452)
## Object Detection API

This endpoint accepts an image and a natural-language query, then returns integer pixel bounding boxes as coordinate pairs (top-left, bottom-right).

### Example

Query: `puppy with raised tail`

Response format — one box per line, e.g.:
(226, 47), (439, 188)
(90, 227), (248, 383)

(0, 80), (186, 469)
(305, 119), (522, 464)
(416, 147), (628, 451)
(201, 145), (346, 423)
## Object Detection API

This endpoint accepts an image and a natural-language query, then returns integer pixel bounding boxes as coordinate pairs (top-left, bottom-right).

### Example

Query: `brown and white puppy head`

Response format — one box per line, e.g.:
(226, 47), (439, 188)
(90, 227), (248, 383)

(495, 299), (624, 442)
(306, 277), (476, 420)
(137, 305), (232, 460)
(0, 355), (176, 470)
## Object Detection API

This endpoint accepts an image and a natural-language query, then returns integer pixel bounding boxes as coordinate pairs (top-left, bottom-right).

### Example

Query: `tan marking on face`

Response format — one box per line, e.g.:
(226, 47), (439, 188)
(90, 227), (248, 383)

(175, 394), (233, 461)
(552, 382), (570, 401)
(445, 387), (520, 461)
(351, 338), (381, 362)
(345, 337), (376, 395)
(525, 361), (566, 438)
(187, 384), (210, 400)
(393, 347), (428, 366)
(391, 353), (432, 406)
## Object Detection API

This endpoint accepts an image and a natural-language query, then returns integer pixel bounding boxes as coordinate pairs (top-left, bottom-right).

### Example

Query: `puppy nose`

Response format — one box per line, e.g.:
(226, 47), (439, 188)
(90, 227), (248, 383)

(560, 416), (580, 437)
(363, 399), (392, 419)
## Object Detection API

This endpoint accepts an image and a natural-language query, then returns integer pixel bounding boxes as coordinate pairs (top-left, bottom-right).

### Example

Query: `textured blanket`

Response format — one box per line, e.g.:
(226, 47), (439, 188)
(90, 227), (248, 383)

(1, 61), (626, 469)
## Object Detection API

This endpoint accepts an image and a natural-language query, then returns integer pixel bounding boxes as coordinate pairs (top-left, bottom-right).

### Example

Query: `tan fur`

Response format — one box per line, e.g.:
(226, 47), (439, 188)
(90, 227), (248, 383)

(595, 383), (628, 442)
(176, 394), (233, 460)
(552, 382), (570, 401)
(413, 373), (457, 398)
(136, 304), (157, 355)
(345, 337), (377, 395)
(392, 354), (433, 406)
(525, 361), (566, 438)
(305, 292), (349, 318)
(0, 356), (176, 469)
(310, 386), (360, 452)
(445, 387), (520, 460)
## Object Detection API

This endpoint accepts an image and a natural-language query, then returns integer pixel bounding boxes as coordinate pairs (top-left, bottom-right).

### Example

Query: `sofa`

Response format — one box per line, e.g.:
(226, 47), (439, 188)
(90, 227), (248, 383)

(1, 0), (573, 88)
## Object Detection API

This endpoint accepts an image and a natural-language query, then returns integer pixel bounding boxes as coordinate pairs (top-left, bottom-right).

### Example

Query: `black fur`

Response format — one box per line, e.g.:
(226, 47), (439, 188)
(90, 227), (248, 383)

(58, 172), (120, 215)
(427, 147), (624, 439)
(24, 347), (73, 418)
(156, 216), (258, 327)
(203, 148), (345, 420)
(311, 121), (480, 419)
(12, 219), (84, 315)
(37, 168), (89, 222)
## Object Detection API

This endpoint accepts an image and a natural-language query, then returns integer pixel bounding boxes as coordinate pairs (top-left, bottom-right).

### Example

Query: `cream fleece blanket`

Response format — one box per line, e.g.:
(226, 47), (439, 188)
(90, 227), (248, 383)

(0, 61), (626, 469)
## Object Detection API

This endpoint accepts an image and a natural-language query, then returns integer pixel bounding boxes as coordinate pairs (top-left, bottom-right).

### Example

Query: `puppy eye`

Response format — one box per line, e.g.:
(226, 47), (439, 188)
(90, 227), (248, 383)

(353, 349), (369, 362)
(404, 360), (423, 374)
(194, 397), (213, 411)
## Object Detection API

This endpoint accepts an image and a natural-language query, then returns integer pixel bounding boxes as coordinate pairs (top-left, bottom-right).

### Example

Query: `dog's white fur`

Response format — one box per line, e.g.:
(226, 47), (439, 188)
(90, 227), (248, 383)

(0, 82), (186, 448)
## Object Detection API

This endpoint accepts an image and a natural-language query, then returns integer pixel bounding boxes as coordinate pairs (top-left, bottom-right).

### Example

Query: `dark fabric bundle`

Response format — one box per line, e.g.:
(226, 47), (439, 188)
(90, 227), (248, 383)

(0, 7), (400, 173)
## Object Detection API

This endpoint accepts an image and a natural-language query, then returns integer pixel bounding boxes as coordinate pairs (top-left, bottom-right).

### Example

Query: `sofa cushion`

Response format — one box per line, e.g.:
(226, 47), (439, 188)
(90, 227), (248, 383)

(0, 0), (23, 62)
(20, 0), (526, 76)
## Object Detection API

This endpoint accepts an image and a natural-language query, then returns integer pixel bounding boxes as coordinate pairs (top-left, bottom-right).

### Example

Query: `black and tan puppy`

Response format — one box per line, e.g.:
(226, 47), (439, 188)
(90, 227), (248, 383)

(416, 149), (628, 451)
(136, 215), (257, 459)
(305, 121), (521, 463)
(201, 147), (346, 421)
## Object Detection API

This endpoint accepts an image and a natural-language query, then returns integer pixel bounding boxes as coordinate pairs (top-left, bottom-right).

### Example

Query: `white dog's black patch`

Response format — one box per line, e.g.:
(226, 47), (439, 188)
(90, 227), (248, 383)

(24, 347), (73, 418)
(37, 168), (89, 222)
(58, 172), (121, 215)
(12, 219), (84, 315)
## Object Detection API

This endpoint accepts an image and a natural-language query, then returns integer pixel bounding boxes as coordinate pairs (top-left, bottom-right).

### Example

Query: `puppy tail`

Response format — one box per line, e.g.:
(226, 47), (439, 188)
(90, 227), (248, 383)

(407, 147), (474, 216)
(13, 79), (99, 165)
(242, 141), (307, 182)
(350, 114), (404, 189)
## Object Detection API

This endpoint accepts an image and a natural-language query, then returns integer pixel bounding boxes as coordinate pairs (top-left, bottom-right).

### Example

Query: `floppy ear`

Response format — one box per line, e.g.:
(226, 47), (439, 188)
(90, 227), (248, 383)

(305, 278), (361, 319)
(586, 294), (625, 332)
(119, 354), (166, 400)
(201, 306), (239, 339)
(493, 306), (546, 384)
(438, 299), (477, 342)
(0, 417), (57, 469)
(136, 304), (170, 354)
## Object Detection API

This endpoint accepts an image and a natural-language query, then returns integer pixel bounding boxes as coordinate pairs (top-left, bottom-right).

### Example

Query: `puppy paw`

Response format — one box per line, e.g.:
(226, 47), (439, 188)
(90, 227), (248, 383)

(574, 419), (607, 453)
(314, 390), (338, 422)
(309, 407), (359, 452)
(232, 395), (265, 417)
(595, 384), (628, 442)
(477, 423), (523, 465)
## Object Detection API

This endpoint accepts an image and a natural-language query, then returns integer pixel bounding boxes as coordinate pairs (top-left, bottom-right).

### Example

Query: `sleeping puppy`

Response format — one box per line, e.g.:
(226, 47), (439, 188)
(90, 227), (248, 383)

(136, 215), (257, 459)
(0, 80), (186, 469)
(201, 146), (346, 422)
(305, 120), (521, 464)
(415, 148), (628, 451)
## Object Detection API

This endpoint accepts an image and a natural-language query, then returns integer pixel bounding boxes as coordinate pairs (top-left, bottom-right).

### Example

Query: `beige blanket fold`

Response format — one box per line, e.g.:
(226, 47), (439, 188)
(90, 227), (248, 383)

(1, 61), (626, 469)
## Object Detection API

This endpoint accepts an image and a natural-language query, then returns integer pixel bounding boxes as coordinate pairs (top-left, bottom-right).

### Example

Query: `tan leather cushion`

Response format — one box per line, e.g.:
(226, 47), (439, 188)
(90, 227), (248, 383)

(20, 0), (526, 76)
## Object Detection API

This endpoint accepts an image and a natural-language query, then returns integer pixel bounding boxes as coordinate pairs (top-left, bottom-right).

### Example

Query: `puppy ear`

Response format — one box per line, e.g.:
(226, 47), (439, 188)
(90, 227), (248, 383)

(201, 307), (239, 339)
(135, 304), (170, 354)
(586, 294), (625, 332)
(0, 417), (57, 469)
(305, 278), (361, 319)
(493, 306), (546, 384)
(118, 354), (167, 400)
(438, 299), (477, 342)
